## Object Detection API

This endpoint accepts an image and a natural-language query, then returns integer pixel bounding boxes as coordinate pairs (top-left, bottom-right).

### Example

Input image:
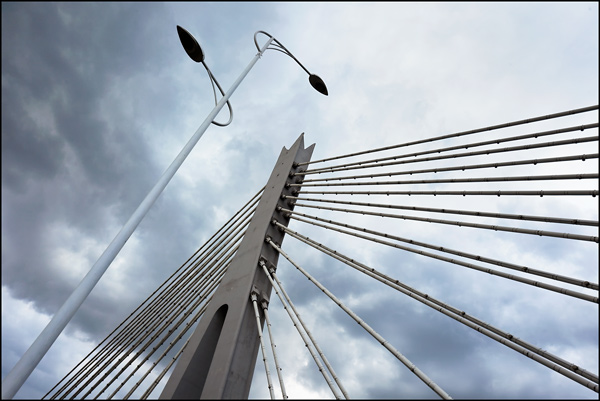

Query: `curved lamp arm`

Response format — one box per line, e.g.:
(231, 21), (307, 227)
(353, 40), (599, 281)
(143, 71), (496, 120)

(202, 61), (233, 126)
(254, 31), (328, 96)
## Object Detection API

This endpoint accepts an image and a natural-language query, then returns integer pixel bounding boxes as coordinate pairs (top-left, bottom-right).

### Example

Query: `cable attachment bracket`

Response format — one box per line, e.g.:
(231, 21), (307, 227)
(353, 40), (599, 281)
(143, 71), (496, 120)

(259, 256), (278, 276)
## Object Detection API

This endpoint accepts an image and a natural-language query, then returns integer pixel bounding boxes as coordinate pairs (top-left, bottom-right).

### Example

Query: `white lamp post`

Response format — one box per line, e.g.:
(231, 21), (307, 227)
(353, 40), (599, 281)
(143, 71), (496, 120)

(1, 26), (327, 399)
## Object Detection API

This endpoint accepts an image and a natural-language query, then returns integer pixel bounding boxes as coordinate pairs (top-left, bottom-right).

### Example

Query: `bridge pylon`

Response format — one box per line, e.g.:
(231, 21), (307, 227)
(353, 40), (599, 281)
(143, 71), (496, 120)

(159, 134), (314, 399)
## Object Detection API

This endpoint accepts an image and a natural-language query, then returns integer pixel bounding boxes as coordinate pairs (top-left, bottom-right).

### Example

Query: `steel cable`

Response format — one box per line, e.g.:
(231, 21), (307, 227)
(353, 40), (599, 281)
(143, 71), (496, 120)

(298, 189), (598, 197)
(288, 173), (599, 187)
(283, 195), (599, 227)
(296, 154), (599, 183)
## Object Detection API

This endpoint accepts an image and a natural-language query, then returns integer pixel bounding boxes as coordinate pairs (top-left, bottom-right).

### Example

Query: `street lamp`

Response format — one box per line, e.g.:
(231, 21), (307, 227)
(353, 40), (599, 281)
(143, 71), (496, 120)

(1, 26), (327, 399)
(177, 25), (327, 99)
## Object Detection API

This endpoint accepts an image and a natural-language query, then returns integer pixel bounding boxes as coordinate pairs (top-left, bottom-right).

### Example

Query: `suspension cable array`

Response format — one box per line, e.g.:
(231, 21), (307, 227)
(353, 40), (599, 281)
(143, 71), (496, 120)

(44, 106), (598, 399)
(272, 221), (599, 389)
(43, 188), (264, 400)
(259, 259), (348, 400)
(271, 105), (598, 397)
(268, 238), (454, 399)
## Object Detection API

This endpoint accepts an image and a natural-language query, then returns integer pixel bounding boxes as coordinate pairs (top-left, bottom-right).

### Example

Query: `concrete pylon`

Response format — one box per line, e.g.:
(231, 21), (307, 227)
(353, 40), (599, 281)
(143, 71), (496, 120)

(160, 134), (314, 399)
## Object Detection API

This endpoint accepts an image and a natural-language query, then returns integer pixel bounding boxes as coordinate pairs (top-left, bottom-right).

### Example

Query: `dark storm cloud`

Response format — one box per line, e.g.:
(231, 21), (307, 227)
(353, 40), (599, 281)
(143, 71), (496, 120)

(3, 3), (162, 185)
(1, 2), (189, 336)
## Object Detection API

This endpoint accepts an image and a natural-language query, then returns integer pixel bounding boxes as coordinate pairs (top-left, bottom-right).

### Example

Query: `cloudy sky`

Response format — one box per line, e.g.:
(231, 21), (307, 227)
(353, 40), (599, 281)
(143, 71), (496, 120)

(2, 2), (598, 399)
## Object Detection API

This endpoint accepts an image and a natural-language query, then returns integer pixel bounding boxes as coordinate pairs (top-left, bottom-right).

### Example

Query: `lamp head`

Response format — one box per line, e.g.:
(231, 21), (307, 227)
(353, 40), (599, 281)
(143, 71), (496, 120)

(309, 74), (328, 96)
(177, 25), (204, 63)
